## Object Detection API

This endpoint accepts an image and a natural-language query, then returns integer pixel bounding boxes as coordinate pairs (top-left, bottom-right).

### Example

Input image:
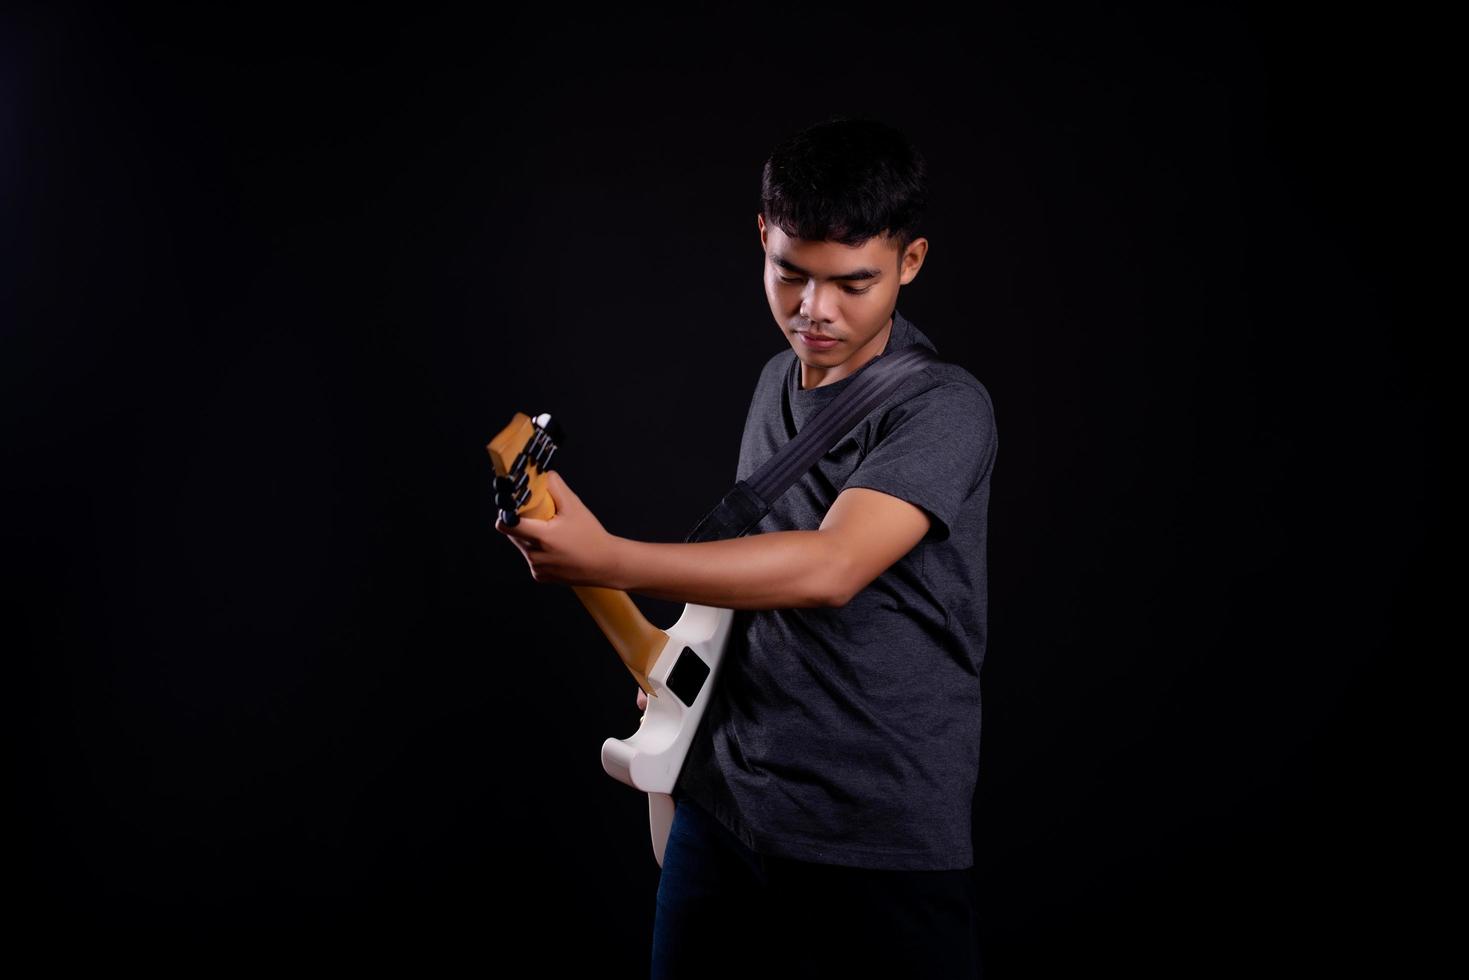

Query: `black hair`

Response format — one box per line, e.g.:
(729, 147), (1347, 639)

(759, 115), (930, 257)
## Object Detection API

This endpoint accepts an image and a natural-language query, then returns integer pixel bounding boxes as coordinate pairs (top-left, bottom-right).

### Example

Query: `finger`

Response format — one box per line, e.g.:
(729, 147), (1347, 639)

(545, 470), (576, 511)
(495, 516), (531, 546)
(508, 513), (551, 533)
(494, 523), (537, 560)
(636, 687), (648, 711)
(497, 513), (548, 548)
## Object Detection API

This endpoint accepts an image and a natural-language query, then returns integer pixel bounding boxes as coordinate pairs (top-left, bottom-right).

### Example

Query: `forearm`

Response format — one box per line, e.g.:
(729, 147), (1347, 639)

(607, 531), (847, 610)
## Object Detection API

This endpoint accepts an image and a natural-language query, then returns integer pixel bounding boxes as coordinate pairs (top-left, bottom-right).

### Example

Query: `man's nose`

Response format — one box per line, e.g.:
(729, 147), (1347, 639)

(800, 282), (840, 322)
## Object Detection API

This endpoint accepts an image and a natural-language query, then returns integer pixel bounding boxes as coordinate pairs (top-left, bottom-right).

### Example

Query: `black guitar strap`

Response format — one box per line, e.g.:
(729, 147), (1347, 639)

(684, 342), (945, 544)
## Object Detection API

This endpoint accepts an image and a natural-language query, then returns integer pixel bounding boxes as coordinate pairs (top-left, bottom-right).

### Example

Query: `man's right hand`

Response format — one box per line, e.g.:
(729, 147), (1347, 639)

(636, 686), (648, 712)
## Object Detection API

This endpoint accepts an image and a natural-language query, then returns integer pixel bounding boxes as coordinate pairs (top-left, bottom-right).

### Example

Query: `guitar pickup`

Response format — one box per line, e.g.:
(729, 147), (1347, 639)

(665, 646), (711, 708)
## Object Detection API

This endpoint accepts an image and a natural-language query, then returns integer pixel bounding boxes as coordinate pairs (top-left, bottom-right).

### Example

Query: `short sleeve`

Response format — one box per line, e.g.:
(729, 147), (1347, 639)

(840, 381), (996, 542)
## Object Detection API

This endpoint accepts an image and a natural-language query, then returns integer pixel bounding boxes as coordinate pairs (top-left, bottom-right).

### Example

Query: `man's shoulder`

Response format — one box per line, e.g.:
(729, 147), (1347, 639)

(896, 358), (996, 422)
(761, 347), (795, 378)
(750, 347), (795, 395)
(919, 357), (989, 391)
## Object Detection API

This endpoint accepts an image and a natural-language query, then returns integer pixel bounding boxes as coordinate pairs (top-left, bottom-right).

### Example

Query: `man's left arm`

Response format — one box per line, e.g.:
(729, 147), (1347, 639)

(819, 488), (934, 606)
(495, 381), (996, 609)
(495, 470), (848, 609)
(821, 380), (998, 604)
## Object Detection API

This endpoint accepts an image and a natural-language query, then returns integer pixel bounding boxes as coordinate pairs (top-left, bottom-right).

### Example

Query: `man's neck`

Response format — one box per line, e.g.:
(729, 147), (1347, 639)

(800, 314), (894, 390)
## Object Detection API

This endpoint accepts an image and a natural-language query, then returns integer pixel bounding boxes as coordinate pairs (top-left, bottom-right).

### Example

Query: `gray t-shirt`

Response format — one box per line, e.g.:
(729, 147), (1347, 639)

(673, 307), (999, 871)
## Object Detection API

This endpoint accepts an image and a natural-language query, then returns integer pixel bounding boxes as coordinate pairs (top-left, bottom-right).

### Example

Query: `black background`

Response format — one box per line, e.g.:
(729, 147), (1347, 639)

(3, 3), (1441, 974)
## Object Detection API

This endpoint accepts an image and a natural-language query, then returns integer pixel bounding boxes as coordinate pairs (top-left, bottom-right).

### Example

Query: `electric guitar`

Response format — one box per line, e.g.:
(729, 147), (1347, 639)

(487, 410), (738, 867)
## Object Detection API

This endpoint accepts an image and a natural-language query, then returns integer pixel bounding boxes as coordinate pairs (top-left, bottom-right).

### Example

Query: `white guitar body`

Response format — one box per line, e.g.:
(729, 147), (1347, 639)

(600, 601), (738, 867)
(488, 410), (745, 869)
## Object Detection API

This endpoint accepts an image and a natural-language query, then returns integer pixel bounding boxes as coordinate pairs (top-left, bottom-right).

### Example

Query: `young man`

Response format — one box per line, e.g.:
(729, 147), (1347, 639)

(495, 117), (997, 977)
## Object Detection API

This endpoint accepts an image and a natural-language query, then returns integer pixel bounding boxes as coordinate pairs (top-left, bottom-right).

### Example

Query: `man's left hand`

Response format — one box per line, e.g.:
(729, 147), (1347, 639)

(494, 470), (623, 588)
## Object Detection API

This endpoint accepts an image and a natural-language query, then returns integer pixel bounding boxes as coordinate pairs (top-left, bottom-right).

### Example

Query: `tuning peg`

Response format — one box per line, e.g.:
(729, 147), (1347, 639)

(499, 508), (519, 528)
(493, 475), (518, 509)
(535, 412), (566, 448)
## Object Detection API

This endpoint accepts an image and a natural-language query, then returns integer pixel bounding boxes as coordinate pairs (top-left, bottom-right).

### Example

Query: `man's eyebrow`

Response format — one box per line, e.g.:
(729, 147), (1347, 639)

(770, 254), (883, 281)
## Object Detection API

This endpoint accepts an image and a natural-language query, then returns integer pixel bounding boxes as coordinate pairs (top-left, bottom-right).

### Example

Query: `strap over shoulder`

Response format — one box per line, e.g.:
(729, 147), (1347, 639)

(685, 344), (946, 544)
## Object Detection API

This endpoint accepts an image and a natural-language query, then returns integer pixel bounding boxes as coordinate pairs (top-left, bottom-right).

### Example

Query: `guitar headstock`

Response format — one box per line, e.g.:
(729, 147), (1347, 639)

(486, 411), (566, 527)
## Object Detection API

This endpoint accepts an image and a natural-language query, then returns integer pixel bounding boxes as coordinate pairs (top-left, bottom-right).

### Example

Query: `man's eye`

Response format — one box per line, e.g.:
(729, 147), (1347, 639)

(777, 274), (871, 295)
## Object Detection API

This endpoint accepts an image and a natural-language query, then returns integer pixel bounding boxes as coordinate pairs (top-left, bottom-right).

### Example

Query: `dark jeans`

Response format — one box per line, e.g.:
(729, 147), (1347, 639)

(651, 795), (982, 979)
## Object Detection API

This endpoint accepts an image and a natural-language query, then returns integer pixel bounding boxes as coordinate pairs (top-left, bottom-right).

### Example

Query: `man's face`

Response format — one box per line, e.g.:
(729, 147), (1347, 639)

(758, 213), (927, 388)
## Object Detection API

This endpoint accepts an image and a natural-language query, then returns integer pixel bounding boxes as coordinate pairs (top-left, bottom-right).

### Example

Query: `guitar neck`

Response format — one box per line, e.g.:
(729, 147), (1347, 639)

(487, 411), (669, 696)
(570, 585), (669, 698)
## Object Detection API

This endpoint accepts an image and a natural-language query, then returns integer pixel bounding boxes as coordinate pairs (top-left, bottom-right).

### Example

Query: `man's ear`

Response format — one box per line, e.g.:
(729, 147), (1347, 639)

(900, 237), (928, 284)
